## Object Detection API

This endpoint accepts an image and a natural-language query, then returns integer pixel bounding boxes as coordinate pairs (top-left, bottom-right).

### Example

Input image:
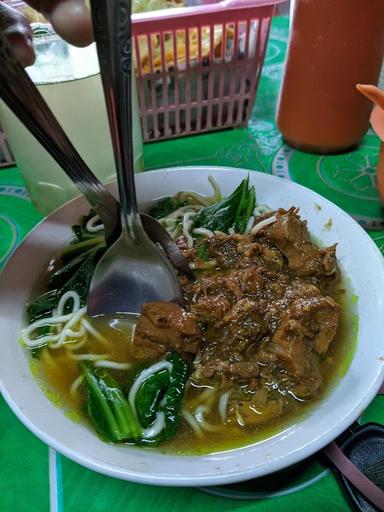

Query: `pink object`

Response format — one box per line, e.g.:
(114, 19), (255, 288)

(0, 129), (14, 168)
(132, 0), (285, 142)
(324, 441), (384, 511)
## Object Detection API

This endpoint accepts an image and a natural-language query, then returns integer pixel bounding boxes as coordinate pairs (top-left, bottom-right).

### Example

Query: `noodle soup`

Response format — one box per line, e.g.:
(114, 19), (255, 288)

(23, 177), (356, 453)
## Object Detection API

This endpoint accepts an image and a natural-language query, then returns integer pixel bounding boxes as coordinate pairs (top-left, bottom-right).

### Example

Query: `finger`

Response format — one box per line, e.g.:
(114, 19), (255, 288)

(356, 84), (384, 111)
(25, 0), (93, 47)
(370, 105), (384, 142)
(376, 142), (384, 203)
(0, 3), (35, 67)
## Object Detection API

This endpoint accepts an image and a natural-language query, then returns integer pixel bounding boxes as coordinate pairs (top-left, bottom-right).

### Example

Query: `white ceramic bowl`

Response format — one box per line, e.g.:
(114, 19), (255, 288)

(0, 167), (383, 486)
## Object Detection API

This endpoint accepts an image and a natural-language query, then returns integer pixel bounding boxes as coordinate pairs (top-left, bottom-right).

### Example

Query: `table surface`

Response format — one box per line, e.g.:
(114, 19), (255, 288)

(1, 16), (383, 512)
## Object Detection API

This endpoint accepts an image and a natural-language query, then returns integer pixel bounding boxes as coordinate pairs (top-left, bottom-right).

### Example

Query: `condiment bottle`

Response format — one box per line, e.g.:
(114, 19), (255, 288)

(276, 0), (384, 154)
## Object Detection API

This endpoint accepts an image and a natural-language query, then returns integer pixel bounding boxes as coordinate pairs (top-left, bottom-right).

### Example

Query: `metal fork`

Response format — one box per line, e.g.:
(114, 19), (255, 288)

(0, 31), (194, 278)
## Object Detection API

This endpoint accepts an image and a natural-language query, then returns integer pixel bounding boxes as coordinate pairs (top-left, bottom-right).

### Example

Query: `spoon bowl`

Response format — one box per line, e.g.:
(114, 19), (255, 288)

(87, 224), (182, 316)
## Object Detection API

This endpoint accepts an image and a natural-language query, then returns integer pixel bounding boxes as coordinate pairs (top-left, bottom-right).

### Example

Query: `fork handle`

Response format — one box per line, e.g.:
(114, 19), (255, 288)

(0, 32), (120, 244)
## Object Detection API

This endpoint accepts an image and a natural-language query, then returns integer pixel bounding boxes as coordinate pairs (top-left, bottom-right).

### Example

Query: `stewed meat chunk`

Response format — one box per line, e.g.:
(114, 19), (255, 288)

(132, 302), (199, 361)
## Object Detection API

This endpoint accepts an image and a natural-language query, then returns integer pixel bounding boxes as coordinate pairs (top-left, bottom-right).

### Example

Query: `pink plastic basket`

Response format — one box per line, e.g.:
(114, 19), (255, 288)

(0, 129), (14, 168)
(132, 0), (285, 142)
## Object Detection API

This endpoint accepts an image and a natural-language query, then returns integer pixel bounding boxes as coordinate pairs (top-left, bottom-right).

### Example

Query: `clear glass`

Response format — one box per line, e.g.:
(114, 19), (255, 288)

(0, 20), (144, 214)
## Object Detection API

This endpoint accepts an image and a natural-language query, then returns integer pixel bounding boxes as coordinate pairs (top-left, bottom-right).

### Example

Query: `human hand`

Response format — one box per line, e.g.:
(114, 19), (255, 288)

(0, 0), (93, 67)
(356, 84), (384, 203)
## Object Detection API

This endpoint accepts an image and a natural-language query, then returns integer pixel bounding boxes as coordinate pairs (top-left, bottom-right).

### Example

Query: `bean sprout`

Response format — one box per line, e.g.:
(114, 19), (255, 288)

(70, 375), (84, 395)
(69, 353), (108, 361)
(194, 405), (221, 432)
(218, 391), (231, 423)
(182, 410), (204, 438)
(235, 405), (246, 427)
(161, 205), (202, 221)
(175, 175), (222, 206)
(193, 228), (214, 237)
(189, 259), (217, 270)
(250, 215), (277, 235)
(128, 360), (173, 420)
(142, 412), (166, 439)
(182, 212), (196, 248)
(94, 360), (131, 370)
(244, 216), (255, 234)
(86, 214), (104, 233)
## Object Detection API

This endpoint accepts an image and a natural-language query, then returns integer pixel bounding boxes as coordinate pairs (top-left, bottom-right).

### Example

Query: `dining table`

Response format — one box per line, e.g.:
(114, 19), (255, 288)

(0, 15), (383, 512)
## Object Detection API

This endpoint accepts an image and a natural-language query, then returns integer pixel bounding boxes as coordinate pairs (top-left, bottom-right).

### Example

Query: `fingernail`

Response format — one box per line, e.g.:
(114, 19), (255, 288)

(5, 31), (35, 67)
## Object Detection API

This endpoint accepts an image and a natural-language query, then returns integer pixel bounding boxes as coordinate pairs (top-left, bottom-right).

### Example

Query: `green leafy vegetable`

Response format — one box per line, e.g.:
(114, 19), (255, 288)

(26, 288), (61, 357)
(134, 352), (189, 445)
(82, 364), (141, 442)
(48, 247), (95, 290)
(61, 237), (104, 263)
(26, 295), (58, 357)
(61, 247), (104, 307)
(26, 213), (105, 355)
(195, 242), (210, 261)
(161, 352), (189, 440)
(192, 176), (255, 234)
(27, 289), (60, 323)
(82, 353), (188, 445)
(233, 181), (256, 233)
(27, 246), (104, 325)
(72, 225), (99, 243)
(148, 196), (187, 220)
(135, 368), (169, 428)
(59, 209), (104, 263)
(71, 209), (101, 243)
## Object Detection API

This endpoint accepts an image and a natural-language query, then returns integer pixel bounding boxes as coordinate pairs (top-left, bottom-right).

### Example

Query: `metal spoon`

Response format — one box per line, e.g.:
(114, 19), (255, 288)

(0, 31), (194, 281)
(86, 0), (183, 317)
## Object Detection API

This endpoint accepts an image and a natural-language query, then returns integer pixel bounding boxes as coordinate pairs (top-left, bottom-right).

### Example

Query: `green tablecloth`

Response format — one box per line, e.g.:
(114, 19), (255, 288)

(0, 16), (383, 512)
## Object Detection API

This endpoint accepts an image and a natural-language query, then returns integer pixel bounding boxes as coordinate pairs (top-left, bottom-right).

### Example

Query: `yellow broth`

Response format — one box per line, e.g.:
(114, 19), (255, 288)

(30, 285), (357, 455)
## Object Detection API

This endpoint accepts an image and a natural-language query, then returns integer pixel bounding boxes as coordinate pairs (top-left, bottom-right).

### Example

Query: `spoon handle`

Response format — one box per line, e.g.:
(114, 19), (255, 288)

(90, 0), (141, 241)
(0, 32), (120, 245)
